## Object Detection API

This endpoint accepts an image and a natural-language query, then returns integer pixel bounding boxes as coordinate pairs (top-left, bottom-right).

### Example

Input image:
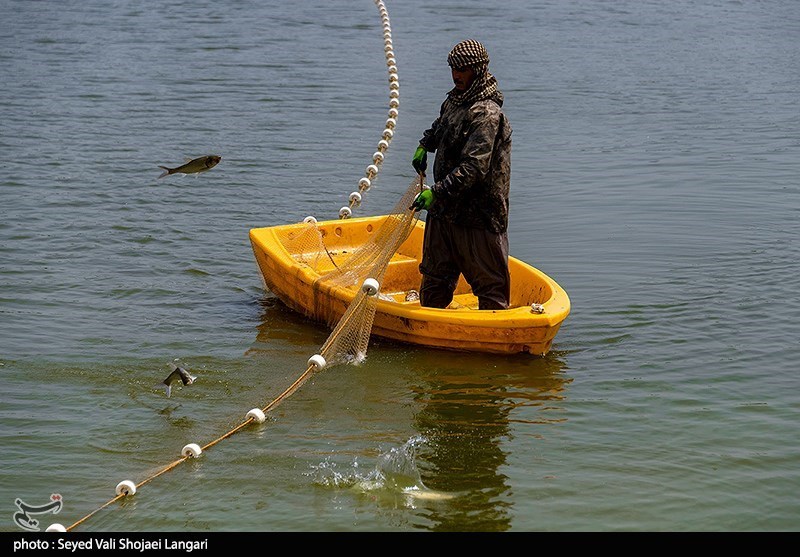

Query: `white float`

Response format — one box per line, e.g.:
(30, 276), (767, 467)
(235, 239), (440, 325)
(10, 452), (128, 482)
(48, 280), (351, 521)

(308, 354), (326, 370)
(361, 278), (380, 296)
(246, 408), (266, 423)
(182, 443), (202, 458)
(115, 480), (136, 496)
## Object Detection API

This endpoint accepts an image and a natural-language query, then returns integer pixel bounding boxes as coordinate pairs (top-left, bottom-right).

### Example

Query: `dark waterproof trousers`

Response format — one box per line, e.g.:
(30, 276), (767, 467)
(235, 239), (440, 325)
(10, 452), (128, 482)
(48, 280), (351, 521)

(418, 216), (510, 310)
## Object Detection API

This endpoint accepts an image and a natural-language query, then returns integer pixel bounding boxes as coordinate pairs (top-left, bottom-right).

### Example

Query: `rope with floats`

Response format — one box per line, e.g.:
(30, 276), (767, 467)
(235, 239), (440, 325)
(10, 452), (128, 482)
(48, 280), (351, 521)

(46, 0), (399, 532)
(337, 0), (399, 220)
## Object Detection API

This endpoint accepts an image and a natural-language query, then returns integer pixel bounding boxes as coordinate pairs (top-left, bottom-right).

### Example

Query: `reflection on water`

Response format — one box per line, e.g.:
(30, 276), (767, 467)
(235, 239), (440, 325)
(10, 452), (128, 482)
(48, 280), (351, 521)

(245, 294), (329, 357)
(407, 350), (569, 531)
(250, 291), (572, 531)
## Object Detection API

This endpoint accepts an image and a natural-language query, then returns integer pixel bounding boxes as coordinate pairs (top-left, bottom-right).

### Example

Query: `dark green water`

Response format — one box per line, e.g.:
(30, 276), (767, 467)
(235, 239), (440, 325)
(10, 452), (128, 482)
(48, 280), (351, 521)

(1, 0), (798, 532)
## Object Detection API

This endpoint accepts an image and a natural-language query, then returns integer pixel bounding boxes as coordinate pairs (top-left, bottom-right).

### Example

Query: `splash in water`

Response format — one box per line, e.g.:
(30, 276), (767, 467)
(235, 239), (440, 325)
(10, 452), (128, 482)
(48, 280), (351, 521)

(307, 436), (454, 504)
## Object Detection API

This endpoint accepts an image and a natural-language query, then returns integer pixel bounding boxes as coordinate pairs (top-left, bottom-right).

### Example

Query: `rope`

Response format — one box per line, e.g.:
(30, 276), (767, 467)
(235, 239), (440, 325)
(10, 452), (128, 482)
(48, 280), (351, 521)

(64, 362), (319, 531)
(55, 0), (400, 533)
(338, 0), (399, 219)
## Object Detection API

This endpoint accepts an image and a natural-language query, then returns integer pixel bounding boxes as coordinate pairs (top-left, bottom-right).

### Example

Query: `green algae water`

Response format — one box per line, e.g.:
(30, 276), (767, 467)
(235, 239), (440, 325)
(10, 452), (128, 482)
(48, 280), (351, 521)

(1, 0), (798, 532)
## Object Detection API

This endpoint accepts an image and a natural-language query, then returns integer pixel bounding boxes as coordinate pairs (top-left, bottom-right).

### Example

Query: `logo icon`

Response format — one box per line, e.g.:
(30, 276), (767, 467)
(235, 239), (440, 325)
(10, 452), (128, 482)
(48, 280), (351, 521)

(13, 494), (63, 531)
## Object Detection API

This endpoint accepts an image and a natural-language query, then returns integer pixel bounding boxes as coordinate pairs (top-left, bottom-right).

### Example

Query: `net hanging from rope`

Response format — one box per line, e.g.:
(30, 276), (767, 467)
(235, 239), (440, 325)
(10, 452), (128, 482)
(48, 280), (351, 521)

(284, 178), (422, 368)
(57, 0), (411, 533)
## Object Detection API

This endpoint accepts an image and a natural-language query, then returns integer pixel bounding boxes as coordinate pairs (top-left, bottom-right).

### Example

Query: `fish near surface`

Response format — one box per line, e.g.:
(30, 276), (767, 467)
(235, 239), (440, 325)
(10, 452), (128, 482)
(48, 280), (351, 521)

(158, 155), (221, 179)
(160, 363), (197, 398)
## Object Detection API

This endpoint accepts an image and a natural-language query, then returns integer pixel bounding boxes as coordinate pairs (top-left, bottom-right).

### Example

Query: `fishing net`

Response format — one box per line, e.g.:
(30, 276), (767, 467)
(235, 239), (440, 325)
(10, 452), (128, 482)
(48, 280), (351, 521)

(61, 0), (415, 533)
(296, 178), (422, 368)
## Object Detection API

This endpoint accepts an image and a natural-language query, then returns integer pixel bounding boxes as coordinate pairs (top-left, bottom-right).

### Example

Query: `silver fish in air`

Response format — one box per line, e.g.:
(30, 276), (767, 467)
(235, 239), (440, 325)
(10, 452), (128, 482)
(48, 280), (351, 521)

(161, 363), (197, 398)
(158, 155), (221, 179)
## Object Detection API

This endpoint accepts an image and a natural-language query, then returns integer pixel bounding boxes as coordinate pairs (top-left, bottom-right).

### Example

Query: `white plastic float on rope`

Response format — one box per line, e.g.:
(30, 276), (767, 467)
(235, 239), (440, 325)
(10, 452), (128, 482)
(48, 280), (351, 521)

(182, 443), (202, 458)
(246, 408), (266, 424)
(115, 480), (136, 497)
(55, 6), (400, 530)
(308, 354), (326, 370)
(361, 278), (380, 297)
(339, 0), (397, 220)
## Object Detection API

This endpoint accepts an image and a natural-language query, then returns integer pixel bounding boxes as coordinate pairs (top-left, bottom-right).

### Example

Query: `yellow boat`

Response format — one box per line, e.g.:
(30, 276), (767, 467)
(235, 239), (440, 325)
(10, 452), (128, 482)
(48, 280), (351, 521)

(249, 215), (570, 356)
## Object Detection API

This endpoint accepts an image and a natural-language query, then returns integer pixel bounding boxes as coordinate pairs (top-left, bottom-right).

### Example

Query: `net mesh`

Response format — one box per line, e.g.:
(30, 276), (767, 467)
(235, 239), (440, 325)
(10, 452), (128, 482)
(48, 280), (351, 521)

(303, 178), (423, 367)
(282, 220), (335, 272)
(63, 0), (412, 533)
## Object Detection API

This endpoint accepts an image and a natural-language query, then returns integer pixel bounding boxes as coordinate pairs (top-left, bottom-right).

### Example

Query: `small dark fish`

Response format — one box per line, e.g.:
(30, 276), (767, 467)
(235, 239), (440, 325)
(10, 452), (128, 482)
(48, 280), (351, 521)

(158, 155), (221, 179)
(160, 363), (197, 398)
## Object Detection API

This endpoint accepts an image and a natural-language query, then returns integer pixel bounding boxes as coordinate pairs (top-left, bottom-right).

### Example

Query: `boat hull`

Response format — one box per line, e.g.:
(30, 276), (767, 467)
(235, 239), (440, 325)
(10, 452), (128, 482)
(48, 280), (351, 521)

(250, 215), (570, 356)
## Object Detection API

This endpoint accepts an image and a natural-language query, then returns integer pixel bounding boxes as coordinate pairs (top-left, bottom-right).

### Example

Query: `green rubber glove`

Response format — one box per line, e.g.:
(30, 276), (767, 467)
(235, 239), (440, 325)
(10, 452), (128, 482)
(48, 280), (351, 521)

(412, 145), (428, 175)
(410, 188), (435, 211)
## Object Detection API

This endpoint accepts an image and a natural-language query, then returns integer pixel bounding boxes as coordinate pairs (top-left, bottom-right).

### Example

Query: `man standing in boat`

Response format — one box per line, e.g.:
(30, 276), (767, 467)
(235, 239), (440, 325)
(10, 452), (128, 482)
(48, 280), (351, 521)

(411, 39), (513, 310)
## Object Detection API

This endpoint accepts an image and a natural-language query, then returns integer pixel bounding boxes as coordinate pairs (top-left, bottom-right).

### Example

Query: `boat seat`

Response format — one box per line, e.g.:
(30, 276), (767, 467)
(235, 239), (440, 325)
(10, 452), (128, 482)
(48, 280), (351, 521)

(381, 258), (421, 293)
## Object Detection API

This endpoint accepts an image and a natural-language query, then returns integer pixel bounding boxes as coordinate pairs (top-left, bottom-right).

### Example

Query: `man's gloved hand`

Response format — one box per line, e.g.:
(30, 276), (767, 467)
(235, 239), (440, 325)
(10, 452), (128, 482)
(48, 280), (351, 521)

(410, 188), (435, 211)
(412, 145), (427, 175)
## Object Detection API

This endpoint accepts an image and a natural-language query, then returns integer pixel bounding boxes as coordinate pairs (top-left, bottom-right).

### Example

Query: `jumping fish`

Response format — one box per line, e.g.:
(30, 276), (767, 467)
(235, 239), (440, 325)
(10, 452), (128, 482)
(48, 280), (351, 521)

(160, 363), (197, 398)
(158, 155), (221, 179)
(401, 487), (455, 501)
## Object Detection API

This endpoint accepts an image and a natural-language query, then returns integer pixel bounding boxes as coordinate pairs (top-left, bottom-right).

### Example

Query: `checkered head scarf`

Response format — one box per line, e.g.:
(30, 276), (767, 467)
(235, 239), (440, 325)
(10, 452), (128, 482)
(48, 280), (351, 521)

(445, 39), (503, 108)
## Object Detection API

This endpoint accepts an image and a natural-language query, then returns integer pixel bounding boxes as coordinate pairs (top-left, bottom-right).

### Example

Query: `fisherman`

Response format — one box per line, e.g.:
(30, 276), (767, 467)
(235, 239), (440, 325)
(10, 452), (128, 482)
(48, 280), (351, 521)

(410, 39), (512, 310)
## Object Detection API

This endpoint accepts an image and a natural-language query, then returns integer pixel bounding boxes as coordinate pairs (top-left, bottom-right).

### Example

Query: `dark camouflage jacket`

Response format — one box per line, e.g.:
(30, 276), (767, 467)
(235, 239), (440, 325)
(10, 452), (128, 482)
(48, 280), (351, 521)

(419, 98), (512, 233)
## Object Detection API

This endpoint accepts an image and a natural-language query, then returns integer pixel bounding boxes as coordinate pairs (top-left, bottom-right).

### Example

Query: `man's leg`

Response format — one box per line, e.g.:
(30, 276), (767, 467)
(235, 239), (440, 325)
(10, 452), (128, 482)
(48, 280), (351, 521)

(455, 225), (510, 310)
(418, 217), (459, 308)
(420, 273), (458, 308)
